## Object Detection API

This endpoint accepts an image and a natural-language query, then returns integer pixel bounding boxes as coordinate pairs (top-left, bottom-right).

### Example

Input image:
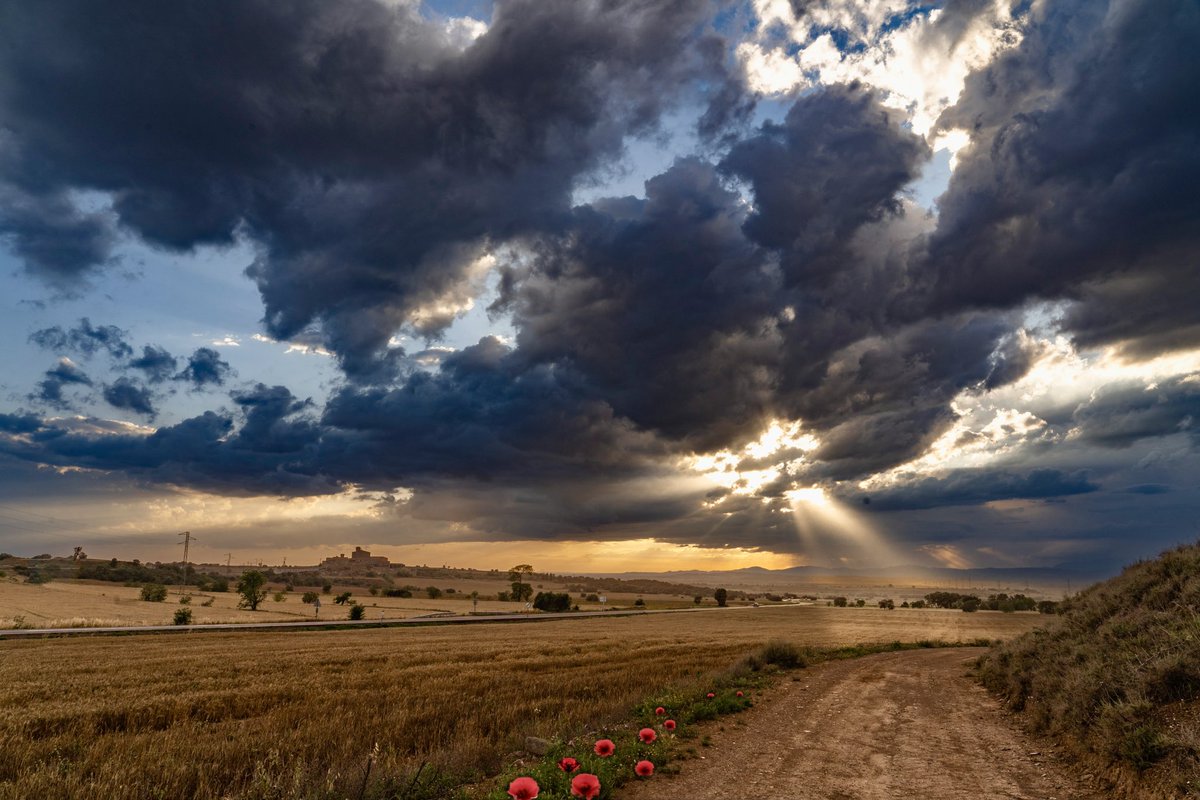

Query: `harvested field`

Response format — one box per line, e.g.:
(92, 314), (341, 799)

(0, 605), (1041, 800)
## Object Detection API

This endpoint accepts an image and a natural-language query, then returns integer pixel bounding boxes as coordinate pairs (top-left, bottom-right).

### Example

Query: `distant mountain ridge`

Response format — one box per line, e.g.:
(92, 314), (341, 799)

(582, 563), (1103, 590)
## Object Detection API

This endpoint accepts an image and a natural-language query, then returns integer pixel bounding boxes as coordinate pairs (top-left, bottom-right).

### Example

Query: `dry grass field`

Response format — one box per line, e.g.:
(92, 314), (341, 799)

(0, 576), (705, 630)
(0, 605), (1042, 800)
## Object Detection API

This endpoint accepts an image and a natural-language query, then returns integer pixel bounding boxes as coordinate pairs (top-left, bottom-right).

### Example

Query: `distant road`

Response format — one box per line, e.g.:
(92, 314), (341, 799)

(0, 603), (772, 639)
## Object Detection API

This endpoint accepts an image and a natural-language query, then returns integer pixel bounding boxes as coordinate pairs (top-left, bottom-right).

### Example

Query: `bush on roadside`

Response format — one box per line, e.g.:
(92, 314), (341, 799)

(173, 608), (193, 626)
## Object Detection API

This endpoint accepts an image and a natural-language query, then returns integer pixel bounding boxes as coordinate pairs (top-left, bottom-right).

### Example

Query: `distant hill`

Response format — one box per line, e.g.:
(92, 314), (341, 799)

(585, 563), (1098, 593)
(976, 541), (1200, 798)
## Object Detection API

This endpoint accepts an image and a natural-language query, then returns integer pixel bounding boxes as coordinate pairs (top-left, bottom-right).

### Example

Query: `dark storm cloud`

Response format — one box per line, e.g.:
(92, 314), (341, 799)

(495, 157), (780, 451)
(0, 183), (114, 283)
(31, 359), (92, 408)
(174, 348), (232, 388)
(0, 412), (42, 434)
(1069, 375), (1200, 449)
(127, 345), (178, 383)
(28, 318), (133, 360)
(0, 0), (733, 380)
(721, 84), (929, 288)
(914, 0), (1200, 355)
(101, 378), (155, 418)
(852, 468), (1099, 512)
(0, 399), (332, 497)
(319, 336), (666, 485)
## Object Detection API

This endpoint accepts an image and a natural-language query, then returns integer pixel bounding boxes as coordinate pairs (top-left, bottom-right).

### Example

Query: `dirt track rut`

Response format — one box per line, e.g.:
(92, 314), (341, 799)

(619, 648), (1105, 800)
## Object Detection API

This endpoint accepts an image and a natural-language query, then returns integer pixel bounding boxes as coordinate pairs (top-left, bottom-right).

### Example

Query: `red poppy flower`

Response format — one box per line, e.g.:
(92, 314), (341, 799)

(635, 760), (655, 777)
(706, 692), (715, 699)
(638, 727), (657, 744)
(557, 757), (579, 772)
(654, 706), (666, 716)
(736, 691), (744, 697)
(664, 719), (676, 730)
(507, 776), (539, 800)
(571, 773), (601, 799)
(593, 738), (615, 757)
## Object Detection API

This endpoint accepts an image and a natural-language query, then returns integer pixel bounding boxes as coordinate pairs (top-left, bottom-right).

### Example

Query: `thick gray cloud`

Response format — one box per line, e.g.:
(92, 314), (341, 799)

(912, 0), (1200, 356)
(1, 0), (1198, 567)
(102, 378), (156, 418)
(853, 468), (1099, 512)
(0, 0), (733, 380)
(29, 318), (133, 360)
(128, 345), (178, 384)
(175, 348), (233, 388)
(31, 359), (92, 408)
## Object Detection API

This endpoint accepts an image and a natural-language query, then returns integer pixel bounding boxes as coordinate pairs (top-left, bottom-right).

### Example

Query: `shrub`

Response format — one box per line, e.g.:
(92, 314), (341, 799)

(348, 604), (366, 620)
(201, 597), (214, 607)
(173, 608), (193, 626)
(334, 592), (353, 605)
(854, 599), (865, 607)
(178, 594), (192, 605)
(633, 598), (646, 607)
(426, 586), (443, 599)
(273, 592), (286, 602)
(693, 595), (702, 605)
(588, 593), (601, 602)
(833, 596), (848, 607)
(140, 584), (168, 602)
(25, 570), (51, 585)
(758, 639), (806, 669)
(878, 599), (895, 610)
(301, 591), (319, 604)
(368, 586), (379, 596)
(533, 591), (571, 612)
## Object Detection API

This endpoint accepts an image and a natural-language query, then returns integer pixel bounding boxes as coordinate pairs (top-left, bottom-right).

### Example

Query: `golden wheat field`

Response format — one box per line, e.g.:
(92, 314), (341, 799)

(0, 576), (704, 630)
(0, 606), (1042, 800)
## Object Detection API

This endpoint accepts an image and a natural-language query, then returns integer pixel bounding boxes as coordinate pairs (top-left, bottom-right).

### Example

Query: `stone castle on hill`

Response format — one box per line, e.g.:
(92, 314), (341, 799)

(320, 546), (392, 571)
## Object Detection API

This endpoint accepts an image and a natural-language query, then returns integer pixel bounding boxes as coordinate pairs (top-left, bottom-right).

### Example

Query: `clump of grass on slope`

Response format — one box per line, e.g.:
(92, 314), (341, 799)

(976, 541), (1200, 797)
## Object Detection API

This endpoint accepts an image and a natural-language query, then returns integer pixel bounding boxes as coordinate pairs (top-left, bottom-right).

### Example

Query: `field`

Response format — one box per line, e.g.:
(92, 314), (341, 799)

(0, 605), (1043, 800)
(0, 575), (711, 630)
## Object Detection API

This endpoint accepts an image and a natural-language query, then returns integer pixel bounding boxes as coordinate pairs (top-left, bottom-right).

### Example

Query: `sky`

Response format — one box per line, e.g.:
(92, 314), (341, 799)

(0, 0), (1198, 574)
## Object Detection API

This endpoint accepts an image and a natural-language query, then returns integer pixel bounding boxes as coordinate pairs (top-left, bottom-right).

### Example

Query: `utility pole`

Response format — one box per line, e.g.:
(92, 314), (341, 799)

(178, 531), (196, 588)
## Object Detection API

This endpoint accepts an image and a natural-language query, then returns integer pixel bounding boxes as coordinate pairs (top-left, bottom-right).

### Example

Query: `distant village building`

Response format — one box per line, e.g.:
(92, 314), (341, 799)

(320, 546), (391, 571)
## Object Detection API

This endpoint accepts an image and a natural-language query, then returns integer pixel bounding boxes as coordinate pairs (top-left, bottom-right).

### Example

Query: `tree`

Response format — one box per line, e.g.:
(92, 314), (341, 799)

(334, 591), (353, 605)
(426, 586), (443, 599)
(349, 604), (366, 620)
(508, 564), (534, 603)
(140, 583), (168, 602)
(72, 546), (87, 561)
(301, 591), (319, 604)
(714, 587), (728, 607)
(173, 607), (193, 625)
(833, 596), (848, 607)
(694, 595), (702, 605)
(236, 570), (268, 611)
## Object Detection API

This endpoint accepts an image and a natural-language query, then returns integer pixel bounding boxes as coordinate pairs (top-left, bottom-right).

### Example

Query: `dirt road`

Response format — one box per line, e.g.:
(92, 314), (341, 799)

(620, 648), (1104, 800)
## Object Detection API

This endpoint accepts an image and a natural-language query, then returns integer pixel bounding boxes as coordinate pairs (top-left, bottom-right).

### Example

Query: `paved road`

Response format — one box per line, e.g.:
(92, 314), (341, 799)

(619, 648), (1106, 800)
(0, 603), (765, 639)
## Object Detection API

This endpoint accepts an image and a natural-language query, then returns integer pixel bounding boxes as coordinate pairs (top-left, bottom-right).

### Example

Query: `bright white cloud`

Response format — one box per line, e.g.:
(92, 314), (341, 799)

(739, 0), (1024, 138)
